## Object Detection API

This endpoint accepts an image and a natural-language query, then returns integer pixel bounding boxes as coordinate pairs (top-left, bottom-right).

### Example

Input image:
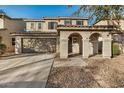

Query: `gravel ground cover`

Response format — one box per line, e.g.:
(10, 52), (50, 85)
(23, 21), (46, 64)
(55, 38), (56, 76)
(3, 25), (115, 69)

(46, 66), (100, 88)
(46, 55), (124, 88)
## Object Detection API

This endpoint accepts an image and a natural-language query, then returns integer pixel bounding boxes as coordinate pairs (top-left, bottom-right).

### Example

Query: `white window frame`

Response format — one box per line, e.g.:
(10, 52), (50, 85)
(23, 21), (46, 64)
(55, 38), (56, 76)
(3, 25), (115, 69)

(76, 20), (83, 26)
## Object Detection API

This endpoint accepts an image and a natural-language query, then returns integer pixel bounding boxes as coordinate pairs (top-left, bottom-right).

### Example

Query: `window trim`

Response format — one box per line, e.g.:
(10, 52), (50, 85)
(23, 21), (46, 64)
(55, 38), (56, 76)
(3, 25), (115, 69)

(38, 22), (42, 29)
(30, 22), (35, 29)
(48, 22), (57, 30)
(64, 20), (72, 25)
(76, 20), (83, 26)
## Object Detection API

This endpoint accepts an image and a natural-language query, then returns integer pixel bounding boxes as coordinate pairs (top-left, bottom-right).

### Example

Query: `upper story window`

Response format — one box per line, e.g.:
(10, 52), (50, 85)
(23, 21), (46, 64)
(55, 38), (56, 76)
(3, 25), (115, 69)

(31, 22), (35, 29)
(38, 22), (42, 29)
(48, 22), (57, 30)
(64, 20), (72, 25)
(76, 20), (83, 26)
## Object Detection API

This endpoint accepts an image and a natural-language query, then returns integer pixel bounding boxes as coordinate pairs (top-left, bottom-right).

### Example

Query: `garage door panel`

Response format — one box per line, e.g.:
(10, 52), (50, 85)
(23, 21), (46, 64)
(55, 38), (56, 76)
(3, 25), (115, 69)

(22, 38), (56, 53)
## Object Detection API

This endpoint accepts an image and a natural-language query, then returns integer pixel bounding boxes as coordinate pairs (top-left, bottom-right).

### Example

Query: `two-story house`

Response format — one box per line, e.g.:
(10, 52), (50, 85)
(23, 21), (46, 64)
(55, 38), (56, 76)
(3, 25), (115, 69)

(12, 16), (120, 59)
(0, 13), (25, 52)
(12, 16), (89, 54)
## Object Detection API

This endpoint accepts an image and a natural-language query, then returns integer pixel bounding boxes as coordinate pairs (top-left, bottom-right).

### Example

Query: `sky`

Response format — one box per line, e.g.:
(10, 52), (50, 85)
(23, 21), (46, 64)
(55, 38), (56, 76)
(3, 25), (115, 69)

(0, 5), (81, 19)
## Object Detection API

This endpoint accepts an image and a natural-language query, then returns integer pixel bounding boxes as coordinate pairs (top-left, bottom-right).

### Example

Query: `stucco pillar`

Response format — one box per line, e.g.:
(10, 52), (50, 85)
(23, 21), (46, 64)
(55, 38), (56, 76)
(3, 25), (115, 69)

(15, 36), (22, 54)
(82, 38), (90, 58)
(56, 37), (59, 54)
(102, 38), (112, 58)
(60, 38), (68, 59)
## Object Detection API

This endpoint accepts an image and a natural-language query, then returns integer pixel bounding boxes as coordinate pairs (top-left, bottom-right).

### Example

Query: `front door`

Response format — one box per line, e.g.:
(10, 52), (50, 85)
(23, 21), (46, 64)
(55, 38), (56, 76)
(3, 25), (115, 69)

(72, 37), (79, 54)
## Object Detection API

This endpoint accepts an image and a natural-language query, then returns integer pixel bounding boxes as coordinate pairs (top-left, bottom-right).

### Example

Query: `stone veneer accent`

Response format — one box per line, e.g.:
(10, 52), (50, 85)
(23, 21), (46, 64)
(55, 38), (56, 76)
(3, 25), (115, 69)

(22, 38), (56, 53)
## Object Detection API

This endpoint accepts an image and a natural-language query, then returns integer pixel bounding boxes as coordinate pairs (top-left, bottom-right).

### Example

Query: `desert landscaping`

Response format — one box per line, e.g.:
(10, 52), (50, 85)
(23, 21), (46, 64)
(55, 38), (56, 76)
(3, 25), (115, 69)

(46, 54), (124, 88)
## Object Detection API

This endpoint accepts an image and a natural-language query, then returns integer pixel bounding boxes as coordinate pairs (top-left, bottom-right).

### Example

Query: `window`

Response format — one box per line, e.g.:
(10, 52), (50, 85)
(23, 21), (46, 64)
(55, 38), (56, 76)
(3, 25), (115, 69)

(38, 22), (42, 29)
(31, 23), (34, 29)
(76, 20), (83, 26)
(64, 20), (72, 25)
(48, 22), (57, 29)
(12, 38), (15, 45)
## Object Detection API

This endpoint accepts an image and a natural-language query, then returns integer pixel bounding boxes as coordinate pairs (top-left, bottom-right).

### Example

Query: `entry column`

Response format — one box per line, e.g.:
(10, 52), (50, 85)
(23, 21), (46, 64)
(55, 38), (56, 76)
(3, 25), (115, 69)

(15, 36), (22, 54)
(60, 38), (68, 59)
(56, 37), (59, 54)
(102, 38), (112, 58)
(82, 38), (90, 58)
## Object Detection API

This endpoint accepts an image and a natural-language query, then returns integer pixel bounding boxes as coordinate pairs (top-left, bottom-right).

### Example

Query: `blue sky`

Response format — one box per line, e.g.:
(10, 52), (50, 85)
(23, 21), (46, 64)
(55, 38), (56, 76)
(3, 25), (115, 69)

(0, 5), (81, 19)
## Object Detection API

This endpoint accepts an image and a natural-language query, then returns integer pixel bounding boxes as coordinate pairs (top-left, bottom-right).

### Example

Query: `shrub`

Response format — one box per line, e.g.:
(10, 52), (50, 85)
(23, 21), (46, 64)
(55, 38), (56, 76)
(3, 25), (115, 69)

(0, 43), (6, 54)
(112, 43), (120, 56)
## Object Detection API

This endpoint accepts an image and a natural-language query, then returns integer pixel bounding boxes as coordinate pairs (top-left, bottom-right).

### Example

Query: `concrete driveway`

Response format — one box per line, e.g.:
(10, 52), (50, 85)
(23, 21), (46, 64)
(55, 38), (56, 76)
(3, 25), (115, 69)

(0, 53), (55, 88)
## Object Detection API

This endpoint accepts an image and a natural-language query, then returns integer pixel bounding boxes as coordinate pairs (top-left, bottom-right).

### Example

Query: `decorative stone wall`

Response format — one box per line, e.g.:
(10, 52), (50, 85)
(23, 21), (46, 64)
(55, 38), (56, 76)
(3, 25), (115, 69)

(22, 38), (56, 53)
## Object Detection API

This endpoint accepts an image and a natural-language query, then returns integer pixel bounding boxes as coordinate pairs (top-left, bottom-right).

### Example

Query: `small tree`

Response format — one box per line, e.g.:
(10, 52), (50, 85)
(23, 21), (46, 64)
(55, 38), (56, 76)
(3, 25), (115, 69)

(69, 5), (124, 54)
(69, 5), (124, 27)
(0, 43), (6, 54)
(112, 42), (121, 56)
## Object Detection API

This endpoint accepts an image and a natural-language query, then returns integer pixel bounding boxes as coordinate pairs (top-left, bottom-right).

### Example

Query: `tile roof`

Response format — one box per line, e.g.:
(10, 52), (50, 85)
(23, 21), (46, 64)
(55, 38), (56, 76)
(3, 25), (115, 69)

(11, 31), (57, 36)
(43, 16), (89, 20)
(57, 25), (118, 31)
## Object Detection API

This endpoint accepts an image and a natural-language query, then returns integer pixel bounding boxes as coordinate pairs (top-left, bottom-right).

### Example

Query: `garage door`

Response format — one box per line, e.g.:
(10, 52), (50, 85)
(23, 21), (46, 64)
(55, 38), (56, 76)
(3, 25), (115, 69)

(22, 38), (56, 53)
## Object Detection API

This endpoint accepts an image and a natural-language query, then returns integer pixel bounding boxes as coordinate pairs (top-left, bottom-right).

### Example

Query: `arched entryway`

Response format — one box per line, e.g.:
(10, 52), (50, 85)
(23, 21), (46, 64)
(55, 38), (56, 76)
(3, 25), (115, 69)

(89, 33), (103, 57)
(68, 33), (82, 57)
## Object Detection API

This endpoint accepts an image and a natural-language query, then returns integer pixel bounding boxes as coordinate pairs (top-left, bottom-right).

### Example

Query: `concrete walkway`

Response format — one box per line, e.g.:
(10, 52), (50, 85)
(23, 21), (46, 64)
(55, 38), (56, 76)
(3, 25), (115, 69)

(54, 55), (87, 67)
(0, 53), (55, 88)
(52, 55), (110, 88)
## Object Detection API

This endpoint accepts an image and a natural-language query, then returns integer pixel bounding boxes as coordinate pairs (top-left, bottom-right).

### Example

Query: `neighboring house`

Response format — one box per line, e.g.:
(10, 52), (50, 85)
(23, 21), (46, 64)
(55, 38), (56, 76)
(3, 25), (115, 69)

(94, 19), (124, 53)
(0, 13), (25, 52)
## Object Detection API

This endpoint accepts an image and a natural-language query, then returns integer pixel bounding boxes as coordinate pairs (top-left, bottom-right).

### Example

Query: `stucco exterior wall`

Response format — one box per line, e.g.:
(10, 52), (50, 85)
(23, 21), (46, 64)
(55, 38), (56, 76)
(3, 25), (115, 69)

(26, 21), (44, 31)
(0, 18), (4, 29)
(25, 19), (88, 32)
(94, 20), (108, 26)
(59, 30), (112, 59)
(0, 17), (25, 52)
(94, 19), (124, 30)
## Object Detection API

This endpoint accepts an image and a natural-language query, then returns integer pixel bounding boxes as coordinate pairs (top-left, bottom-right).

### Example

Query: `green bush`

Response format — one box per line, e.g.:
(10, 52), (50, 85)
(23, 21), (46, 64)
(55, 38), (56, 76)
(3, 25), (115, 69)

(0, 43), (6, 54)
(112, 43), (120, 56)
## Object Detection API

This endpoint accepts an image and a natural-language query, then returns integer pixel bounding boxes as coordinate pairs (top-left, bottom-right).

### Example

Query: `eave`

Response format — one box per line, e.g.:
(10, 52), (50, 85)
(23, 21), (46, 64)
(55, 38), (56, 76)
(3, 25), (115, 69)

(11, 31), (57, 37)
(57, 25), (118, 32)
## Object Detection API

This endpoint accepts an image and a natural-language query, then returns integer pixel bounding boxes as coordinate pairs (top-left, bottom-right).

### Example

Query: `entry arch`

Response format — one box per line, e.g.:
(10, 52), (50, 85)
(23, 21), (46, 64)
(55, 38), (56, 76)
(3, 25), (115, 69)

(68, 33), (83, 56)
(89, 32), (103, 56)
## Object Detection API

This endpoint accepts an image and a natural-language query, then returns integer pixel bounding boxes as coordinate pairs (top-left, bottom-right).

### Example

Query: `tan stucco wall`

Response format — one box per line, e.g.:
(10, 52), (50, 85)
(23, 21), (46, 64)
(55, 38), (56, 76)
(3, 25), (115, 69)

(26, 21), (44, 31)
(0, 17), (25, 52)
(0, 18), (4, 29)
(94, 19), (124, 30)
(94, 20), (108, 26)
(59, 31), (112, 59)
(26, 19), (88, 32)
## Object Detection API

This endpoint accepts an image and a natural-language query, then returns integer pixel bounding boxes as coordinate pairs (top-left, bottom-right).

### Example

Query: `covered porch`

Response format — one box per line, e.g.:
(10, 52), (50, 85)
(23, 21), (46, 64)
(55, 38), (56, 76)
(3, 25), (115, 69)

(57, 25), (117, 59)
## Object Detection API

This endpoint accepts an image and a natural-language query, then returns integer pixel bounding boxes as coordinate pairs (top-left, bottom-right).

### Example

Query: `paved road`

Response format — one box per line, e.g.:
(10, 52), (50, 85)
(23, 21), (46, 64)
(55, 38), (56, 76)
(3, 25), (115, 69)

(0, 53), (55, 88)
